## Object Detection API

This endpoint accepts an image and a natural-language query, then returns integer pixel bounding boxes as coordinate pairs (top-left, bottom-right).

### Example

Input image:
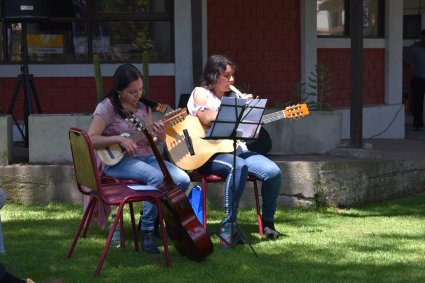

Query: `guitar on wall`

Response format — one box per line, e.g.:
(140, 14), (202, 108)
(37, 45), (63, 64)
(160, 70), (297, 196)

(96, 108), (187, 166)
(165, 104), (310, 171)
(125, 112), (214, 262)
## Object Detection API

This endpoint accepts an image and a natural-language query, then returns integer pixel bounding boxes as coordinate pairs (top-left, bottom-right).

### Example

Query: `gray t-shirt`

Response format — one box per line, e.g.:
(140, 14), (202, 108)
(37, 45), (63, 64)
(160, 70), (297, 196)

(404, 42), (425, 79)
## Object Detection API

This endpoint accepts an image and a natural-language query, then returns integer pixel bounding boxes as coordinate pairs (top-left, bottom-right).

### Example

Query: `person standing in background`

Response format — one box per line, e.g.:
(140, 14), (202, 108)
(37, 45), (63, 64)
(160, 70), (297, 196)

(404, 29), (425, 131)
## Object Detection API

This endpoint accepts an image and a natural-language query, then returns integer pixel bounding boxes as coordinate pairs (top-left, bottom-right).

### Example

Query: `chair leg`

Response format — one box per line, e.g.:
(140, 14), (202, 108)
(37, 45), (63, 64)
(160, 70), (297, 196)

(201, 177), (207, 230)
(67, 197), (97, 258)
(253, 180), (263, 236)
(95, 202), (125, 277)
(119, 213), (125, 249)
(129, 202), (139, 252)
(155, 199), (171, 267)
(82, 198), (96, 238)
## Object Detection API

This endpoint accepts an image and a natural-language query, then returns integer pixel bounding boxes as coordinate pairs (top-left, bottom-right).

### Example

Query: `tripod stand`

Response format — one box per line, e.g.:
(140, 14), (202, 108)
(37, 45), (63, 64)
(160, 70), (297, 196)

(205, 96), (267, 257)
(7, 22), (43, 147)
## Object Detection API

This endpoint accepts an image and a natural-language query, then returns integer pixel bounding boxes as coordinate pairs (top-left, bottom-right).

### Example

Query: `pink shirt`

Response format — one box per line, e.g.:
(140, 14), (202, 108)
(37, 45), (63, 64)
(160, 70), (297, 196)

(93, 97), (162, 157)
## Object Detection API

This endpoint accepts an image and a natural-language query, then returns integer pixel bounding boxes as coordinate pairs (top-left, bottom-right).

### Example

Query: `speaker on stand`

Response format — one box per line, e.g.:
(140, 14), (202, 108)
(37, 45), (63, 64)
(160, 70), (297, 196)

(1, 0), (50, 147)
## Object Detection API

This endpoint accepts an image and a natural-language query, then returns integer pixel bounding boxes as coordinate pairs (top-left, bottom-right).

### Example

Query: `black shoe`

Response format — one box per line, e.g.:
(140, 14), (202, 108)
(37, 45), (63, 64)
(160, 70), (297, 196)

(139, 213), (161, 240)
(262, 219), (283, 239)
(141, 231), (160, 254)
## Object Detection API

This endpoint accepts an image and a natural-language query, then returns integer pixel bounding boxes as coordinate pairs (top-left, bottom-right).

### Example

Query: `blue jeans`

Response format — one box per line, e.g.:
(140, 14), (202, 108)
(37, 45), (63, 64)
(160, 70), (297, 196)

(238, 151), (282, 222)
(198, 150), (281, 222)
(103, 155), (191, 232)
(197, 153), (249, 222)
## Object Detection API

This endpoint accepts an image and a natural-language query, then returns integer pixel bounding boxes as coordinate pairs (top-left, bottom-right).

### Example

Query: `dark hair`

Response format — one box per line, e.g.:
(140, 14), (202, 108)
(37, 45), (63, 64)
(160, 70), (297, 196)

(198, 54), (236, 90)
(421, 29), (425, 36)
(106, 63), (143, 118)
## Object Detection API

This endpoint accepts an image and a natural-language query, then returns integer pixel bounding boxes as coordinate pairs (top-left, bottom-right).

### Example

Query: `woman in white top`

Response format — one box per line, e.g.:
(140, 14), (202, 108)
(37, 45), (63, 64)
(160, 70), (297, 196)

(187, 55), (282, 246)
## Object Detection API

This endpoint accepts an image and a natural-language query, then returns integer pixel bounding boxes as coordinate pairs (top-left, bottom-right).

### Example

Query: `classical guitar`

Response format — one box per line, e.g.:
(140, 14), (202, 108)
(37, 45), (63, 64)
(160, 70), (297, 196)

(165, 104), (310, 171)
(126, 112), (214, 262)
(96, 108), (187, 166)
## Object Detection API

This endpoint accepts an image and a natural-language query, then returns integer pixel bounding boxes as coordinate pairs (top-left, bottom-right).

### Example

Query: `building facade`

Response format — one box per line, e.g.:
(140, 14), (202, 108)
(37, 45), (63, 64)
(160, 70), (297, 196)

(0, 0), (415, 139)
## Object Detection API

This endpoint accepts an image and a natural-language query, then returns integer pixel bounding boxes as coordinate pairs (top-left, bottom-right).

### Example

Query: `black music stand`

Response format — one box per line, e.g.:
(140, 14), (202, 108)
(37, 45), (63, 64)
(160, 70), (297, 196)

(205, 96), (267, 257)
(7, 22), (43, 147)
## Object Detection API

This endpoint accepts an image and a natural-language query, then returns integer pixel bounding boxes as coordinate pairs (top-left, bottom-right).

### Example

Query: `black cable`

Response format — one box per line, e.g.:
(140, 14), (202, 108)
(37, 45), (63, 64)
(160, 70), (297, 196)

(366, 104), (404, 139)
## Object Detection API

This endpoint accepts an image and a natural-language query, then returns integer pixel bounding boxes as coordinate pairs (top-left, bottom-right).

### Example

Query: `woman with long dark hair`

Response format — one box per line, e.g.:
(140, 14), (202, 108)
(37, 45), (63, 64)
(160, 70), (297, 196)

(88, 64), (190, 254)
(187, 55), (282, 247)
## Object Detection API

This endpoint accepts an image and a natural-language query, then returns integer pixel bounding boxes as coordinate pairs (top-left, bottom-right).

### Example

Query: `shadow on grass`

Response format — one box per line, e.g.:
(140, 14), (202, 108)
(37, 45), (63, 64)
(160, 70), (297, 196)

(1, 199), (425, 282)
(316, 193), (425, 218)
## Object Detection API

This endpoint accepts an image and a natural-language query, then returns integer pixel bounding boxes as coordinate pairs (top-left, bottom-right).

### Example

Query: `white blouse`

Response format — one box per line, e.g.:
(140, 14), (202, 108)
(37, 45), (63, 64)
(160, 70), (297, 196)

(186, 87), (222, 116)
(186, 86), (248, 152)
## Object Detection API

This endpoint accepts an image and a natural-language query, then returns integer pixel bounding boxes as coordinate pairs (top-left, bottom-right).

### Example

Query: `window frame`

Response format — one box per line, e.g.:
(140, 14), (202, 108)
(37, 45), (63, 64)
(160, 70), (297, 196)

(0, 0), (175, 64)
(317, 0), (385, 38)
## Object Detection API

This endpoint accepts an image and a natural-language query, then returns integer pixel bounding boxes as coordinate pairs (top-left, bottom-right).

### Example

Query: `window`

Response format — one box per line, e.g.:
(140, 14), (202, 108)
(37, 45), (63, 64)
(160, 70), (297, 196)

(403, 15), (421, 39)
(317, 0), (384, 37)
(1, 0), (173, 64)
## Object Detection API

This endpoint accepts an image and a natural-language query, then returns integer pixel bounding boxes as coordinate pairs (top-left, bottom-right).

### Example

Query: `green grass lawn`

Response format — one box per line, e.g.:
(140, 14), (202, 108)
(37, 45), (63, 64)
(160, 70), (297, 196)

(1, 194), (425, 283)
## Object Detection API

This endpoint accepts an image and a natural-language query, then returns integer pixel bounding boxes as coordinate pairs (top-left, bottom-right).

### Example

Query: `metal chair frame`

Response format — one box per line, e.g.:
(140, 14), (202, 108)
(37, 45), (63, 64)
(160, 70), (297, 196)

(191, 173), (264, 236)
(67, 128), (171, 276)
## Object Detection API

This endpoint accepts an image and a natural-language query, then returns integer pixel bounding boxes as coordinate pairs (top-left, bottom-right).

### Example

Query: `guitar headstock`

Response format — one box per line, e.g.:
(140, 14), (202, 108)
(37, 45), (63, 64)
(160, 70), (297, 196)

(124, 111), (158, 149)
(163, 108), (188, 126)
(125, 108), (189, 136)
(282, 104), (310, 119)
(124, 111), (144, 132)
(155, 103), (168, 114)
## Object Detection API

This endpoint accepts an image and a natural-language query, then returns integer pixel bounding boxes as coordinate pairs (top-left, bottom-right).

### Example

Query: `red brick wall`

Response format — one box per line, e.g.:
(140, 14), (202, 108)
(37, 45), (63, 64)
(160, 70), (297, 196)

(317, 48), (385, 108)
(208, 0), (386, 109)
(0, 76), (175, 120)
(207, 0), (301, 107)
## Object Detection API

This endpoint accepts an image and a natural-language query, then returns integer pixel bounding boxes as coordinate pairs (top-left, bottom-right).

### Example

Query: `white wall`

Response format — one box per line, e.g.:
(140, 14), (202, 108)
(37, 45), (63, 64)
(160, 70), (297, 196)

(337, 105), (405, 139)
(305, 0), (405, 139)
(174, 0), (194, 107)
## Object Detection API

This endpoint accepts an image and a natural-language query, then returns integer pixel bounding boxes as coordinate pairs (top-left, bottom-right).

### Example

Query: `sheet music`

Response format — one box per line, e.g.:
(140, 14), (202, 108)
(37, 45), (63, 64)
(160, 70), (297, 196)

(206, 97), (246, 137)
(205, 97), (267, 139)
(237, 98), (267, 138)
(127, 185), (159, 191)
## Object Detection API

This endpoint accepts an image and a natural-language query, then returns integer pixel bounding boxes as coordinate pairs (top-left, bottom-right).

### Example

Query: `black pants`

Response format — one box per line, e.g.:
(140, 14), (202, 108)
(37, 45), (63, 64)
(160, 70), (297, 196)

(0, 263), (25, 283)
(410, 76), (425, 129)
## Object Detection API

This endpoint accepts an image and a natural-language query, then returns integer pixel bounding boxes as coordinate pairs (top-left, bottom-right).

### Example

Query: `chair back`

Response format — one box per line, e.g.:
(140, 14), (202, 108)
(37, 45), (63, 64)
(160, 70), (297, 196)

(69, 128), (102, 195)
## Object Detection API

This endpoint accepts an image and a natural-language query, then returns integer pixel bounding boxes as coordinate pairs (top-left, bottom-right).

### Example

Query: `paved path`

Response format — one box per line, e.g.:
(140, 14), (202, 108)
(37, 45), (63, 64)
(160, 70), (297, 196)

(268, 120), (425, 162)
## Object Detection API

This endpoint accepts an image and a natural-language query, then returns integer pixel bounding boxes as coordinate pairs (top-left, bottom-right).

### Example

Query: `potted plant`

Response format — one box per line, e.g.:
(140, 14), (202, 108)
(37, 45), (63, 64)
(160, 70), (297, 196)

(262, 63), (342, 155)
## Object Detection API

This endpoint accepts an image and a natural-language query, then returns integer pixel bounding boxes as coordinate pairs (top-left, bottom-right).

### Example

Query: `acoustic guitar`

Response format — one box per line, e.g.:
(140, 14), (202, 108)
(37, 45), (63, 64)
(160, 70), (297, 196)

(125, 112), (214, 262)
(165, 104), (310, 171)
(96, 108), (187, 166)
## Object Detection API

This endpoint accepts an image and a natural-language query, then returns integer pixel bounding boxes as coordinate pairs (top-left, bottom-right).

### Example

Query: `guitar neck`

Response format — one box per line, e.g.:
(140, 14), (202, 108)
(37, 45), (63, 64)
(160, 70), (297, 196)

(261, 111), (285, 125)
(127, 131), (145, 144)
(261, 104), (309, 124)
(143, 128), (173, 184)
(126, 110), (185, 144)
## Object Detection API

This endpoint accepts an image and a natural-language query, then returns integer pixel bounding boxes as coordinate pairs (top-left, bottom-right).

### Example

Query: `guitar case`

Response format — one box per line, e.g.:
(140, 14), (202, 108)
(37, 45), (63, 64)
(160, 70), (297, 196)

(246, 127), (272, 155)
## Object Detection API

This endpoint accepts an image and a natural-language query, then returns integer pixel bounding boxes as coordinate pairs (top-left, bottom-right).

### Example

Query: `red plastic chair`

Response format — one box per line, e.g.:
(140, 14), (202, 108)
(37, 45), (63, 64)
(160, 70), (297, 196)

(67, 128), (171, 276)
(190, 172), (264, 236)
